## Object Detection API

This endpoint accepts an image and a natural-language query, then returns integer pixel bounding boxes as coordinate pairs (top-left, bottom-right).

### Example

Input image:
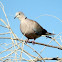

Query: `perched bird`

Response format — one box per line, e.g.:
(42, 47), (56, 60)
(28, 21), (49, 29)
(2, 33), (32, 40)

(14, 12), (55, 42)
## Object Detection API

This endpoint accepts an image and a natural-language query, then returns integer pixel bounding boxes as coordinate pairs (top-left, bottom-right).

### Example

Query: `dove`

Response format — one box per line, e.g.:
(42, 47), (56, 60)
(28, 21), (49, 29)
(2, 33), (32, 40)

(14, 12), (55, 42)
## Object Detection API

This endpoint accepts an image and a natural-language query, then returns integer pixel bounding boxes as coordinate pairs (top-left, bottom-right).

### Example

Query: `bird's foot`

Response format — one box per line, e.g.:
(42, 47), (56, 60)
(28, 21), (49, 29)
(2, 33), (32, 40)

(25, 39), (29, 44)
(25, 39), (35, 45)
(31, 41), (35, 45)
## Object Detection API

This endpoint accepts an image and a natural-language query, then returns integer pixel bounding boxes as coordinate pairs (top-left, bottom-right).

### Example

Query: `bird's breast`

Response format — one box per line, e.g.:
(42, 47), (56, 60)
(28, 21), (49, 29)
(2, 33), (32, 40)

(20, 21), (34, 35)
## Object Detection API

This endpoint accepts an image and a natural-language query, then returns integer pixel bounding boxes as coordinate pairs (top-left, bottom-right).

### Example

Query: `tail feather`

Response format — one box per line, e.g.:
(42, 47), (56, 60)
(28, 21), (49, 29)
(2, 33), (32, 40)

(45, 32), (55, 35)
(42, 29), (55, 35)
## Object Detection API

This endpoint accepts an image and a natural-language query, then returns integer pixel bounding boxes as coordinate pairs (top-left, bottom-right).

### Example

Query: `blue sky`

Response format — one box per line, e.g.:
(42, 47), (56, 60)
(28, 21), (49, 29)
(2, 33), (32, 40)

(0, 0), (62, 62)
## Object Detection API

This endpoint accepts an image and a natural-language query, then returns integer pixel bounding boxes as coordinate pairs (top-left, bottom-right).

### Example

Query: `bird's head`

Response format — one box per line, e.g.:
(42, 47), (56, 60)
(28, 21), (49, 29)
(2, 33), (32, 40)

(14, 12), (25, 20)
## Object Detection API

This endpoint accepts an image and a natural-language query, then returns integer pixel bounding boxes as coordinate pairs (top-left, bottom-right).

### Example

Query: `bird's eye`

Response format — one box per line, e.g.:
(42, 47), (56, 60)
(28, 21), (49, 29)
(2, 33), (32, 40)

(19, 13), (20, 15)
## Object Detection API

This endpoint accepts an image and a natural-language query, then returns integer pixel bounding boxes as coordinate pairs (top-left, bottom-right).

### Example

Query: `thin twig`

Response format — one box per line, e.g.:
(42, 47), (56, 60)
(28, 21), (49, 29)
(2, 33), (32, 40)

(0, 32), (11, 35)
(0, 25), (7, 28)
(35, 14), (62, 22)
(20, 41), (25, 62)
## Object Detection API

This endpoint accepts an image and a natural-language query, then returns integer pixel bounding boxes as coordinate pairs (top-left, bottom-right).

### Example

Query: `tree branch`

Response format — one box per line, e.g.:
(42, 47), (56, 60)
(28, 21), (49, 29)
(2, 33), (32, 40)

(28, 41), (62, 50)
(0, 37), (62, 50)
(28, 57), (62, 61)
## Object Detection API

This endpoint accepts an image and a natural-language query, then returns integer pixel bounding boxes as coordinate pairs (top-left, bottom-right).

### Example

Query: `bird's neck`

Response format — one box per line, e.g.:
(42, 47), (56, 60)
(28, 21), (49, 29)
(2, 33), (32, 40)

(19, 15), (27, 21)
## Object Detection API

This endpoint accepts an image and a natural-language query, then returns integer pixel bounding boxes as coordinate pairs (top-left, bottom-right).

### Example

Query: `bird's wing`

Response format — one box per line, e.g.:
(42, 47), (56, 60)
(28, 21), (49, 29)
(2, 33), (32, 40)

(30, 20), (47, 35)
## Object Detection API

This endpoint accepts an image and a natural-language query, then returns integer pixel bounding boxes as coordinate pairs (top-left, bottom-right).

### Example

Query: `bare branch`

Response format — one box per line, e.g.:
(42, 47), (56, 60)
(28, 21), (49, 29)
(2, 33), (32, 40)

(28, 41), (62, 50)
(28, 57), (62, 61)
(0, 37), (62, 50)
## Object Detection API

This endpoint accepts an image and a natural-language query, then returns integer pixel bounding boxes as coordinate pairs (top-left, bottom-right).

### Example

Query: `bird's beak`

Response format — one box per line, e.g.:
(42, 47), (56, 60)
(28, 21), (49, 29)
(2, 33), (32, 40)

(14, 16), (17, 19)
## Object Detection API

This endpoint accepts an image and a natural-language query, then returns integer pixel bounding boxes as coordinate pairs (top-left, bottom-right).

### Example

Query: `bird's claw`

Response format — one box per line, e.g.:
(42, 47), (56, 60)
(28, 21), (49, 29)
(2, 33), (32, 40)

(25, 39), (29, 44)
(31, 41), (35, 45)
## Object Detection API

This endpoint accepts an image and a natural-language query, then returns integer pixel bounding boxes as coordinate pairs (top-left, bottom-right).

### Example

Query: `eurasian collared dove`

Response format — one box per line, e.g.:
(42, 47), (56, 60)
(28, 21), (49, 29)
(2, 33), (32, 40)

(14, 12), (55, 41)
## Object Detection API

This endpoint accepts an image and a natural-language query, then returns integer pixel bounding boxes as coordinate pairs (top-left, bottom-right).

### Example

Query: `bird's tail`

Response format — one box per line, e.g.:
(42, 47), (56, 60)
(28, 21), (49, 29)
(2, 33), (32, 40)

(45, 32), (55, 36)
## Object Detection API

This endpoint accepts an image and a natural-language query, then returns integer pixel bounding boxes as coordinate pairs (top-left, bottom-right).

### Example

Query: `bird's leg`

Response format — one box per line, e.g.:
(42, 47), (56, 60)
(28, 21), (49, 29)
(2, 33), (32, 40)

(32, 41), (35, 45)
(31, 39), (36, 45)
(25, 39), (29, 44)
(25, 39), (36, 44)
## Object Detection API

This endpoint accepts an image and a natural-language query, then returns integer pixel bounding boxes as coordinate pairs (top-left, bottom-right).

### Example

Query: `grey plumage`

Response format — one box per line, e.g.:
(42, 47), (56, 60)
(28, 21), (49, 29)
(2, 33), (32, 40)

(14, 12), (55, 40)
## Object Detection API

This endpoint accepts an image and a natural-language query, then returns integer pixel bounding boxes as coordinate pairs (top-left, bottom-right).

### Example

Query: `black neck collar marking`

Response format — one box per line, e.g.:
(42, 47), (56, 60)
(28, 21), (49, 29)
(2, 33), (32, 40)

(25, 17), (27, 19)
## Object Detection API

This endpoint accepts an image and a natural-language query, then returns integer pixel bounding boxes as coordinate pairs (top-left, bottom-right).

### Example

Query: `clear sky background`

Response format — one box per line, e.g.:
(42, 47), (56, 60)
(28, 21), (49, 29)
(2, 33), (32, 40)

(0, 0), (62, 62)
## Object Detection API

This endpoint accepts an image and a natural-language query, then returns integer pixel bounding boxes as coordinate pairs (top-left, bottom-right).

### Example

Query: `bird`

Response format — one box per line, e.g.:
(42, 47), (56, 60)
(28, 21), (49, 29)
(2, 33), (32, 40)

(14, 12), (55, 42)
